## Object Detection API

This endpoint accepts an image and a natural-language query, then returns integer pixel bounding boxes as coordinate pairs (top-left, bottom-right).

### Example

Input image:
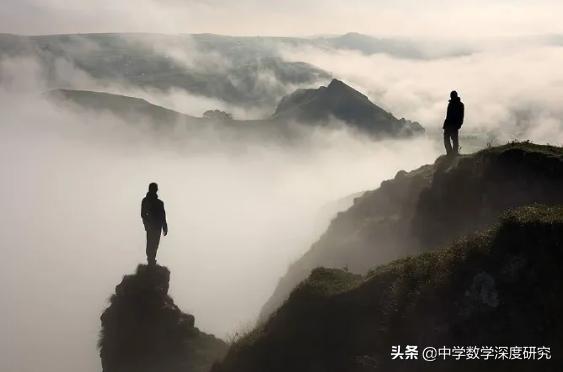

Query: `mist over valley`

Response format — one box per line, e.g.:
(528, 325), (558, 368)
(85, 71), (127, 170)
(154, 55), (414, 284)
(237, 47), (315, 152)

(1, 19), (562, 372)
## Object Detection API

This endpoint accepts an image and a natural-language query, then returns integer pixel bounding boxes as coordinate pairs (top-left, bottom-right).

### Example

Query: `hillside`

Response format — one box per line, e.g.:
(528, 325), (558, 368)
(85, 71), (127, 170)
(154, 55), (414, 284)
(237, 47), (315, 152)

(0, 33), (329, 108)
(260, 142), (563, 320)
(48, 80), (424, 139)
(46, 89), (282, 142)
(99, 264), (227, 372)
(48, 89), (204, 126)
(272, 79), (424, 137)
(0, 32), (489, 110)
(213, 205), (563, 372)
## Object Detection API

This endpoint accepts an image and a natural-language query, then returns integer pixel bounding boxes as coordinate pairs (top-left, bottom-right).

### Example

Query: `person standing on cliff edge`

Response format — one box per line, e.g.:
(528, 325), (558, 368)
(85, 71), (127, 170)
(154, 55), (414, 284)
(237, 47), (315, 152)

(141, 182), (168, 265)
(443, 90), (465, 155)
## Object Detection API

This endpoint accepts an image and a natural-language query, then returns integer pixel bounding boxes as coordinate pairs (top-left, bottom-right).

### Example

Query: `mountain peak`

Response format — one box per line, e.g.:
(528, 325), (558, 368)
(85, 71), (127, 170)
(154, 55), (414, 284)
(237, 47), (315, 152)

(272, 79), (424, 137)
(327, 78), (347, 89)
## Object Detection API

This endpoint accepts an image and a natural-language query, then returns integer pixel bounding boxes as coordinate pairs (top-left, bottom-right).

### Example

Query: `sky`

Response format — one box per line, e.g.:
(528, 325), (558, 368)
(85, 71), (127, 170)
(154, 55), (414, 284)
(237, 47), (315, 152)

(1, 0), (563, 37)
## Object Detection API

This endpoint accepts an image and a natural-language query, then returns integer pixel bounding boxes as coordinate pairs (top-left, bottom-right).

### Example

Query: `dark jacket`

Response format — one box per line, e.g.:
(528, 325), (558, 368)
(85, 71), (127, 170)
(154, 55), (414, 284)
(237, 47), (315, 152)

(141, 192), (167, 232)
(443, 97), (464, 130)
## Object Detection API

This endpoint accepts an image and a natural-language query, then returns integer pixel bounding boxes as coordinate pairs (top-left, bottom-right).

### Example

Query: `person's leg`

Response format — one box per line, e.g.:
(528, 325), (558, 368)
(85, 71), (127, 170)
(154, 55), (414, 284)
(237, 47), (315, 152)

(452, 130), (459, 154)
(443, 129), (453, 155)
(146, 230), (159, 265)
(153, 232), (161, 262)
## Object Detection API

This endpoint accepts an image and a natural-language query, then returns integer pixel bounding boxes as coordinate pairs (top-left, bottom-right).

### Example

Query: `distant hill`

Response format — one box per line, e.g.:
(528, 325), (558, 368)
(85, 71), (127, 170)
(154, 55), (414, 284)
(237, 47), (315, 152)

(273, 79), (424, 137)
(46, 89), (278, 143)
(0, 32), (489, 110)
(48, 89), (203, 126)
(212, 205), (563, 372)
(48, 80), (425, 139)
(320, 32), (474, 59)
(259, 142), (563, 320)
(0, 33), (330, 109)
(3, 32), (562, 112)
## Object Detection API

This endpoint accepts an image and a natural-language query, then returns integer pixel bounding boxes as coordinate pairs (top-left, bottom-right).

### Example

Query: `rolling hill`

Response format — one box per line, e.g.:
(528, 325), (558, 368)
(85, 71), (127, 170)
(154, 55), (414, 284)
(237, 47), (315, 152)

(48, 79), (425, 139)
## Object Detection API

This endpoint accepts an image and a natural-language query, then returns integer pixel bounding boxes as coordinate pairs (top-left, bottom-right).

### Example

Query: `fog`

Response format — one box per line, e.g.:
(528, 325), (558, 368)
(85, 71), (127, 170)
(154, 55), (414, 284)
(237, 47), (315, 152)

(0, 64), (439, 372)
(3, 33), (327, 119)
(281, 41), (563, 144)
(2, 26), (562, 372)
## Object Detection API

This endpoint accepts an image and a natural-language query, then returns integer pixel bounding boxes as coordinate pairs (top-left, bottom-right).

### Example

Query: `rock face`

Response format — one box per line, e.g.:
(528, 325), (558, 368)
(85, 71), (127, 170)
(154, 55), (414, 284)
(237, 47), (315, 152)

(272, 79), (424, 137)
(212, 205), (563, 372)
(99, 265), (227, 372)
(260, 143), (563, 321)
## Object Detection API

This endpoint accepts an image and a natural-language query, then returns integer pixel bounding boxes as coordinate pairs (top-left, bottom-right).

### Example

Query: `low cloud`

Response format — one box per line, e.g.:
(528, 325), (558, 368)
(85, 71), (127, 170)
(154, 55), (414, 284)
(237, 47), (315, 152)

(0, 34), (330, 119)
(0, 64), (440, 372)
(281, 41), (563, 144)
(2, 27), (562, 372)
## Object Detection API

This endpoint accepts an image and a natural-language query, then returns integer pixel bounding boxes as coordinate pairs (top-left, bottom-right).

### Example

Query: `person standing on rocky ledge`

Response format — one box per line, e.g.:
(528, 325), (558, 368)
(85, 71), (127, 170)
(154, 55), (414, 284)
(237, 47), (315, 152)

(443, 90), (465, 155)
(141, 182), (168, 265)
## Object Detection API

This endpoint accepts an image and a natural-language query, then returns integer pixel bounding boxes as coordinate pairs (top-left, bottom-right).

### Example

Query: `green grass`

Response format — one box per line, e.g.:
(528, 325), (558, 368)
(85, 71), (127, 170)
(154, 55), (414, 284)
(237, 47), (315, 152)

(215, 204), (563, 372)
(477, 140), (563, 157)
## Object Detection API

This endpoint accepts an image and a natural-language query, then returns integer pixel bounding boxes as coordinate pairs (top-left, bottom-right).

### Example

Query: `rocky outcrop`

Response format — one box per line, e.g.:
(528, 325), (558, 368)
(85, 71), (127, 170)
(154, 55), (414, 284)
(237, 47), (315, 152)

(99, 264), (227, 372)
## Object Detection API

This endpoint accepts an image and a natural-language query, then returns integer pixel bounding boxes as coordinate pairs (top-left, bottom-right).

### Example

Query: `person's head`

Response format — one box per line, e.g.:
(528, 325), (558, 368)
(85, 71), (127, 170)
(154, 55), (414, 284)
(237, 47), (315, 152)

(450, 90), (459, 100)
(148, 182), (158, 194)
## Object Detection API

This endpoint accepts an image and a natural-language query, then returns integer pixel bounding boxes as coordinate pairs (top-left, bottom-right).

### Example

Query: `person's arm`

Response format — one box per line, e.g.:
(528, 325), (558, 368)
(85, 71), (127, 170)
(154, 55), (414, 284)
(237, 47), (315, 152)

(141, 198), (148, 230)
(456, 102), (464, 129)
(443, 102), (451, 129)
(162, 203), (168, 236)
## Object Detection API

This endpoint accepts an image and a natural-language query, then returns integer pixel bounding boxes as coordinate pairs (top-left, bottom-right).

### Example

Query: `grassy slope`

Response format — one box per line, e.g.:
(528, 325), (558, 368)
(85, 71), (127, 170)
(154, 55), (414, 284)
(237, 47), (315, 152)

(260, 142), (563, 321)
(215, 205), (563, 372)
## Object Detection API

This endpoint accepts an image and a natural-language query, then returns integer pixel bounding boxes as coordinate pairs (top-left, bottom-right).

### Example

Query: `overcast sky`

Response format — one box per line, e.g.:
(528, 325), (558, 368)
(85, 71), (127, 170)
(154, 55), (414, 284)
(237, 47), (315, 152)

(1, 0), (562, 37)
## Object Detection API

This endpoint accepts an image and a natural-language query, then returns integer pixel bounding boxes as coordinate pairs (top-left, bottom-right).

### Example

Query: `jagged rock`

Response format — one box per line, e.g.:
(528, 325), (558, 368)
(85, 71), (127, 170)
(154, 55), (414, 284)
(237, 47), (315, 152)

(99, 264), (227, 372)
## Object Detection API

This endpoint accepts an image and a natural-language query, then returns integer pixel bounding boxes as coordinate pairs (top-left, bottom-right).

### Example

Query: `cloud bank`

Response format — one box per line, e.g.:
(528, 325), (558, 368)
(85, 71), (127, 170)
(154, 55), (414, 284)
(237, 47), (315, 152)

(0, 60), (440, 372)
(281, 42), (563, 144)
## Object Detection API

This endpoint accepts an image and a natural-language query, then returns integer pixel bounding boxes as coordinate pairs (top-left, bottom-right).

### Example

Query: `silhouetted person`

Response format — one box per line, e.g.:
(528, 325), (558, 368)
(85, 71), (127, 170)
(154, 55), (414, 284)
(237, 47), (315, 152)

(443, 90), (464, 155)
(141, 183), (168, 265)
